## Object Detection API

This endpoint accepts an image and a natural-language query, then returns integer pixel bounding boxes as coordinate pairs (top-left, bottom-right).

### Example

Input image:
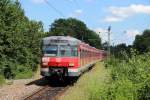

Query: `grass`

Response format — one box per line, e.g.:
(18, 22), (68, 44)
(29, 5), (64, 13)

(0, 65), (40, 86)
(15, 70), (33, 79)
(60, 62), (110, 100)
(0, 75), (5, 86)
(14, 65), (40, 79)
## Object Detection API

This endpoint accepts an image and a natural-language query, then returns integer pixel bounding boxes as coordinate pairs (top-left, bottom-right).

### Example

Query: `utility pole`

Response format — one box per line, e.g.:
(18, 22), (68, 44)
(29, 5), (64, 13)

(99, 32), (101, 49)
(82, 35), (84, 41)
(108, 26), (111, 58)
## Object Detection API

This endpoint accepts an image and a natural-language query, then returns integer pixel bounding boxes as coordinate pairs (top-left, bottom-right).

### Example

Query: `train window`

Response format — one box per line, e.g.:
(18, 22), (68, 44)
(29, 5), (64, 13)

(42, 45), (58, 56)
(60, 45), (71, 57)
(71, 46), (78, 56)
(59, 45), (77, 57)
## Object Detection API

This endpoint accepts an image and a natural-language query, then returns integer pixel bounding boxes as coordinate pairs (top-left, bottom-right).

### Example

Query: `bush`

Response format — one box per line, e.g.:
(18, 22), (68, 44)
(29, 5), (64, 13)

(14, 65), (33, 79)
(103, 51), (150, 100)
(15, 69), (33, 79)
(138, 78), (150, 100)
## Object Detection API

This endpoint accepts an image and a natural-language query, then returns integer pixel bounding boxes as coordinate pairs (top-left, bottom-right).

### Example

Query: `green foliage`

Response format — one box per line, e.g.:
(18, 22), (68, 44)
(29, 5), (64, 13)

(15, 69), (33, 79)
(133, 29), (150, 53)
(103, 50), (150, 100)
(109, 43), (132, 59)
(47, 18), (101, 49)
(0, 75), (5, 85)
(0, 0), (43, 79)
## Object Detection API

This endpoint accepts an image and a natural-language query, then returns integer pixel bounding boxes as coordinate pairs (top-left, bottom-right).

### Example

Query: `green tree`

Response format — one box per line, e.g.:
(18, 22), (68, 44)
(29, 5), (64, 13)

(0, 0), (43, 79)
(108, 43), (133, 58)
(48, 18), (101, 48)
(133, 29), (150, 53)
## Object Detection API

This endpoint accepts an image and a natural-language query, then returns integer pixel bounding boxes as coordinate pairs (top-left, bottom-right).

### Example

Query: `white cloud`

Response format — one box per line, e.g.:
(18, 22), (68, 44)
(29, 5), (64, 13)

(69, 9), (83, 18)
(95, 28), (141, 45)
(104, 16), (123, 22)
(104, 4), (150, 22)
(31, 0), (45, 4)
(113, 29), (141, 45)
(94, 28), (108, 43)
(125, 29), (141, 37)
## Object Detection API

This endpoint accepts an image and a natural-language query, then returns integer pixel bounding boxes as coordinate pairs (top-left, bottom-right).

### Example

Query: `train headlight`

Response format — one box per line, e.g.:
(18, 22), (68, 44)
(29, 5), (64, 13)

(43, 62), (48, 66)
(42, 57), (49, 62)
(69, 63), (74, 66)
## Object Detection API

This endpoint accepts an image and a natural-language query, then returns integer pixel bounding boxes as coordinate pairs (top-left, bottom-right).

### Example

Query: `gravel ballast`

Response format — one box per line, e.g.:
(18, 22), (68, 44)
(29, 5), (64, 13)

(0, 77), (44, 100)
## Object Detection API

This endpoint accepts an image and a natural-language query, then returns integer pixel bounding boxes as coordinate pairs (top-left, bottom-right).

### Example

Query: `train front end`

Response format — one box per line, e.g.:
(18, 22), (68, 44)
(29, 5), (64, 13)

(41, 36), (79, 78)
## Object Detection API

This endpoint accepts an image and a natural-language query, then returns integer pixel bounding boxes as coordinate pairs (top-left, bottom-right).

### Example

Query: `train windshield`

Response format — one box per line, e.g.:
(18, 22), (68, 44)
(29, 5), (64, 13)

(59, 45), (77, 57)
(42, 45), (58, 56)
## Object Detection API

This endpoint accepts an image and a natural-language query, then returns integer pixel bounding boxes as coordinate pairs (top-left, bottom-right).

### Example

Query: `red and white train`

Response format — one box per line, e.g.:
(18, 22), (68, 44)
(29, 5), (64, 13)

(41, 36), (106, 78)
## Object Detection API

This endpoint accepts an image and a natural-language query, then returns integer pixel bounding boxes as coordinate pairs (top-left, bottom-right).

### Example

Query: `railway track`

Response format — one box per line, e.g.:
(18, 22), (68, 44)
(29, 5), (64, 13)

(23, 63), (95, 100)
(23, 77), (72, 100)
(24, 86), (69, 100)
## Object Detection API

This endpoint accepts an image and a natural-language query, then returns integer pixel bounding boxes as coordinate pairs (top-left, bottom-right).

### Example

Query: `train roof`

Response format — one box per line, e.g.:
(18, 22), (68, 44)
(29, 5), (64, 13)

(43, 36), (81, 43)
(43, 36), (101, 52)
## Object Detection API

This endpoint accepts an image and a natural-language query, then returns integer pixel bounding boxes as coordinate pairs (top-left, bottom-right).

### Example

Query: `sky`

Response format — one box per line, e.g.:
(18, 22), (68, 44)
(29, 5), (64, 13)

(19, 0), (150, 45)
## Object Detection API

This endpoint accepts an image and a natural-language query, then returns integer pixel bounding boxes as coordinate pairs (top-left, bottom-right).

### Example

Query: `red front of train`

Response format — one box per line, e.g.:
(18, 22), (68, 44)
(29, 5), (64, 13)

(41, 36), (106, 77)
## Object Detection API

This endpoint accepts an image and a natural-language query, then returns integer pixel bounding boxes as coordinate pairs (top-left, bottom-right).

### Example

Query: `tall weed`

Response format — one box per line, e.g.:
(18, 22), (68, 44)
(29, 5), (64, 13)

(103, 50), (150, 100)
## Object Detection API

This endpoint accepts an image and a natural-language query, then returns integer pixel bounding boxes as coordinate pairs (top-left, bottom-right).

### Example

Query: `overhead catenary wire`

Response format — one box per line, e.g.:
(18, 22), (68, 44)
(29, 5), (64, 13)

(43, 0), (65, 17)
